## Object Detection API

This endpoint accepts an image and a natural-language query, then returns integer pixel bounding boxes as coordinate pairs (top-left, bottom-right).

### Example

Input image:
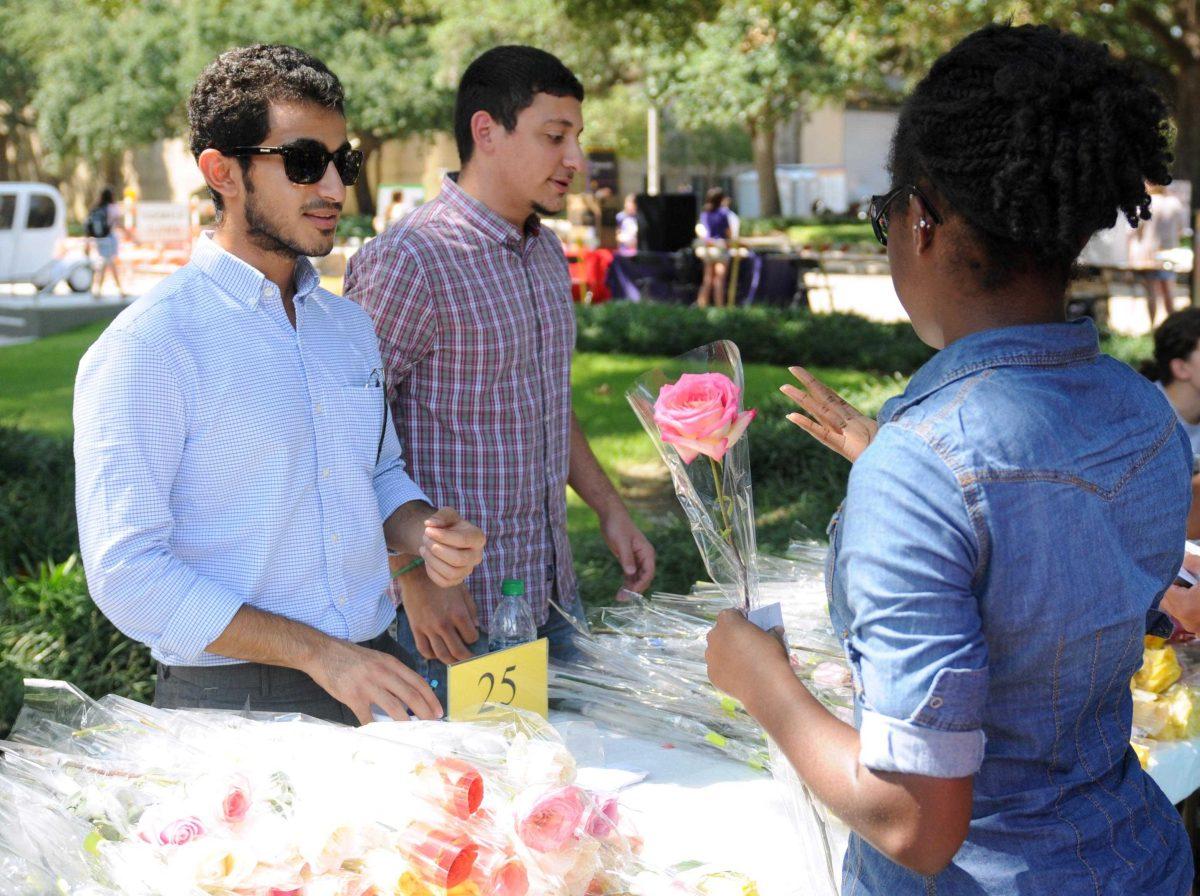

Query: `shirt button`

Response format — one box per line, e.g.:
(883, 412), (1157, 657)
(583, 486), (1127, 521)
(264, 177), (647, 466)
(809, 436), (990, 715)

(337, 595), (347, 607)
(330, 533), (340, 544)
(929, 696), (944, 710)
(314, 403), (323, 415)
(321, 468), (331, 479)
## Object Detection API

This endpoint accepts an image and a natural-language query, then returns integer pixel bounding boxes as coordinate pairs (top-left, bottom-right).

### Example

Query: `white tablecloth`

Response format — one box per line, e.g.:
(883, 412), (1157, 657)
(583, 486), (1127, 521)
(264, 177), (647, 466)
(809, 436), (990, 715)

(556, 713), (834, 896)
(556, 713), (1200, 895)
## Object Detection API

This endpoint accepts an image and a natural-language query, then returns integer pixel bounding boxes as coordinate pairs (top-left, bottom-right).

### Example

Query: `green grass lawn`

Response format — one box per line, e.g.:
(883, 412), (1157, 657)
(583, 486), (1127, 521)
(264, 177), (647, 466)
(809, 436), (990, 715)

(0, 322), (108, 437)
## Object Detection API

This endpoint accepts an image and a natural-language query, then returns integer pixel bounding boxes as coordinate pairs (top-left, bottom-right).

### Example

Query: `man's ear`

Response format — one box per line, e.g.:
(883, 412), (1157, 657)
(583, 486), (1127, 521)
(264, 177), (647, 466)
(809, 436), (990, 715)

(1171, 356), (1193, 384)
(198, 148), (242, 209)
(469, 110), (503, 160)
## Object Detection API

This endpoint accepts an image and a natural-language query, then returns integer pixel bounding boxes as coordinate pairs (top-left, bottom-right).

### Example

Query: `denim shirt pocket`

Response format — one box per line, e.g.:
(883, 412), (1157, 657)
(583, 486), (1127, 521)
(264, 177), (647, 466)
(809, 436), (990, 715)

(910, 666), (989, 732)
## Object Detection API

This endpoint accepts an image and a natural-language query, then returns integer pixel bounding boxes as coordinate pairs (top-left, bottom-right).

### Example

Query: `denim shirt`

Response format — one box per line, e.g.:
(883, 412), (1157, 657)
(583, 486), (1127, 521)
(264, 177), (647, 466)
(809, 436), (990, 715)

(827, 320), (1193, 895)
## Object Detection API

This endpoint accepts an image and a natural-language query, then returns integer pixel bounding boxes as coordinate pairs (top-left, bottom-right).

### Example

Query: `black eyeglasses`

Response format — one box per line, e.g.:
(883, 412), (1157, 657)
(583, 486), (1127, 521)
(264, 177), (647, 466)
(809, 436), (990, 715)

(868, 184), (942, 246)
(223, 139), (363, 186)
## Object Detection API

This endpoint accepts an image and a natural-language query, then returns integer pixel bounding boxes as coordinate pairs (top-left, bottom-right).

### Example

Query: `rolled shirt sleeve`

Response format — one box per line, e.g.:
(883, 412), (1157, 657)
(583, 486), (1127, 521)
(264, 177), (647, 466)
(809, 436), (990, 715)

(839, 424), (989, 778)
(74, 329), (244, 663)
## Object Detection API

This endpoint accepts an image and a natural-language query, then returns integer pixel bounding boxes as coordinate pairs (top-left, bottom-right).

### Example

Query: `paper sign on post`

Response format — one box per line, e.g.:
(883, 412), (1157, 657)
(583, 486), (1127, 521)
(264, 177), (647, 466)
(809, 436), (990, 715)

(447, 638), (548, 721)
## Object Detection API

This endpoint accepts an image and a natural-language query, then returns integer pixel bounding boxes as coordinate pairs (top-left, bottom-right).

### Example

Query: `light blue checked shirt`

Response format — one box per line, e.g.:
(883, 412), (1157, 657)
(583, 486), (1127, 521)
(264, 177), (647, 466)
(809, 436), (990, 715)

(74, 233), (429, 666)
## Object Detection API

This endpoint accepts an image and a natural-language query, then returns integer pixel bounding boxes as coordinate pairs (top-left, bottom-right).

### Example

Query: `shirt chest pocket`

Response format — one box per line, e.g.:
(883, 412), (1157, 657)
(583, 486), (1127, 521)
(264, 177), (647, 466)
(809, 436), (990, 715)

(327, 385), (385, 473)
(457, 299), (539, 385)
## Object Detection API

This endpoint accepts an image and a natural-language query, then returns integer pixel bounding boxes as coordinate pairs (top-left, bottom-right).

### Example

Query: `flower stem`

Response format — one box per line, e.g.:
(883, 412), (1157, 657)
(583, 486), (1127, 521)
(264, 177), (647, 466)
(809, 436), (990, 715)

(709, 455), (749, 608)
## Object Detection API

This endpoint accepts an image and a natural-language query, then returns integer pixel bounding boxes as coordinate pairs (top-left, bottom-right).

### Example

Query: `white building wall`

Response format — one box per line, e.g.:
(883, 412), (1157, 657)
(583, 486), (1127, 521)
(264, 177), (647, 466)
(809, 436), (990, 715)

(842, 108), (899, 203)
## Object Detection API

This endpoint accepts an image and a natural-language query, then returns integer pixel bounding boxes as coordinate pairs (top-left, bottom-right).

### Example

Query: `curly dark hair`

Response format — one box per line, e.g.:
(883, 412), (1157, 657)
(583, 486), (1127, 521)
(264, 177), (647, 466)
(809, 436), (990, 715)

(1141, 308), (1200, 385)
(889, 23), (1173, 288)
(187, 45), (345, 212)
(454, 45), (584, 166)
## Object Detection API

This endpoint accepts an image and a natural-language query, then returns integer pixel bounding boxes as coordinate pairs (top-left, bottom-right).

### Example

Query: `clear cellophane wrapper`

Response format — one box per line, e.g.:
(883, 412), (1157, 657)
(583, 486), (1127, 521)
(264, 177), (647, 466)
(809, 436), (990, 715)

(0, 680), (706, 896)
(626, 340), (760, 612)
(550, 528), (852, 891)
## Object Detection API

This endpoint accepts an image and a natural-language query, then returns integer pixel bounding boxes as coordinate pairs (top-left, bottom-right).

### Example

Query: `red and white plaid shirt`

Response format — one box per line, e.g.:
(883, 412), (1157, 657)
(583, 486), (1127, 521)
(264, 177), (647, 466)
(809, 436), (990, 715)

(344, 176), (576, 627)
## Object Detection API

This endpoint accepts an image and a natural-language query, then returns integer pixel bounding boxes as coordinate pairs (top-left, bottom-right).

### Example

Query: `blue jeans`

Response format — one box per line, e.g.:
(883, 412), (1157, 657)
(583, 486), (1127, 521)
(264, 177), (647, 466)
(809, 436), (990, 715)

(393, 593), (589, 706)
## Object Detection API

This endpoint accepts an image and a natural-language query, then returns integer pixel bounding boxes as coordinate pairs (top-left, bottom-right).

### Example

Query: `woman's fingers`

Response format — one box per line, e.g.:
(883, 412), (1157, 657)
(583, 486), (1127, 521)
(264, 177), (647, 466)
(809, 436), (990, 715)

(786, 412), (842, 451)
(789, 365), (860, 418)
(780, 384), (846, 431)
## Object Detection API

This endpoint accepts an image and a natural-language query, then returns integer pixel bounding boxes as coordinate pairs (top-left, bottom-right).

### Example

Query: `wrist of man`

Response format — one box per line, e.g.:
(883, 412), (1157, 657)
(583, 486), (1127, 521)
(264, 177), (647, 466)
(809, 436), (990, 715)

(593, 493), (631, 524)
(386, 500), (436, 555)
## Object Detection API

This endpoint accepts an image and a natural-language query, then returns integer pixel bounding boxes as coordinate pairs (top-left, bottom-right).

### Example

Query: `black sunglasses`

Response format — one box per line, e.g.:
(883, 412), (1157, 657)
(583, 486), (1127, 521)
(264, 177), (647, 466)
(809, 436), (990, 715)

(223, 139), (363, 186)
(868, 184), (942, 246)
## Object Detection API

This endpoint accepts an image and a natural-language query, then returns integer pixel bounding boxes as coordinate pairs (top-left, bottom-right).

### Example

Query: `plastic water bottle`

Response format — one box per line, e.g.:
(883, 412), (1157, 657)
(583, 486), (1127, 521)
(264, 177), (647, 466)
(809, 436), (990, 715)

(487, 579), (536, 653)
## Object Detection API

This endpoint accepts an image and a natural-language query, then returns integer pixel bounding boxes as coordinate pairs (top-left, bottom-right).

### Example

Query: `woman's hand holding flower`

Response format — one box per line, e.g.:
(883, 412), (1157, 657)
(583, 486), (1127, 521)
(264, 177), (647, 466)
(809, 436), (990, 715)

(705, 609), (789, 710)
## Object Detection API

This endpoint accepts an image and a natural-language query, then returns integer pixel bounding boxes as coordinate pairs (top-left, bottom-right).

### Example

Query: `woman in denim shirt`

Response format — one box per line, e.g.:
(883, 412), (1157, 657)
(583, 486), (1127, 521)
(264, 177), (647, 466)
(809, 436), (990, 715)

(706, 24), (1193, 895)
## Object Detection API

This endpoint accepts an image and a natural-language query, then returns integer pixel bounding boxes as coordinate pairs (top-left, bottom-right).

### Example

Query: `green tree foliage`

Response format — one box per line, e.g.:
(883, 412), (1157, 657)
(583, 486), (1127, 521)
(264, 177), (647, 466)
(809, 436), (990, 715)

(653, 1), (852, 216)
(8, 0), (1194, 220)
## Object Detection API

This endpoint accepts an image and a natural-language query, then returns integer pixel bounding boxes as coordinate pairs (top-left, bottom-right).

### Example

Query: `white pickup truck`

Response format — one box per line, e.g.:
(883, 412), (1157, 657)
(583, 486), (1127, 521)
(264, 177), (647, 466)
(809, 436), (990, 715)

(0, 182), (94, 293)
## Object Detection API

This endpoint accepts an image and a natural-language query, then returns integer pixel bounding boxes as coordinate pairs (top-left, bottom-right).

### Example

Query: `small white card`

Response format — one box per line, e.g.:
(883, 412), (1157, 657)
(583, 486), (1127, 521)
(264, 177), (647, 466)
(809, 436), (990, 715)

(747, 601), (784, 632)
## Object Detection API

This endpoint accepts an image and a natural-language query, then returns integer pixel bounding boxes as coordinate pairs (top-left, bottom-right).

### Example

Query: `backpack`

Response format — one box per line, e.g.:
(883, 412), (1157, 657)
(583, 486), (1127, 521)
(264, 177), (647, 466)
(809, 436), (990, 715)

(85, 206), (111, 239)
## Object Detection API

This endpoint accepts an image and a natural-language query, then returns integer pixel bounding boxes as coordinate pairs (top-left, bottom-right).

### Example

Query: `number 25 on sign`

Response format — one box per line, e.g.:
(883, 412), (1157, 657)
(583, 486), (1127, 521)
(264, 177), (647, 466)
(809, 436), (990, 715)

(447, 638), (549, 721)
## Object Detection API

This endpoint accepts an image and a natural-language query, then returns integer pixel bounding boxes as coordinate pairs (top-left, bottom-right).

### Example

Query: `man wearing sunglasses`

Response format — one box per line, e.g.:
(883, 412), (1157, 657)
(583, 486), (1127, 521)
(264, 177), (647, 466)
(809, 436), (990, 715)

(345, 46), (656, 695)
(73, 45), (485, 725)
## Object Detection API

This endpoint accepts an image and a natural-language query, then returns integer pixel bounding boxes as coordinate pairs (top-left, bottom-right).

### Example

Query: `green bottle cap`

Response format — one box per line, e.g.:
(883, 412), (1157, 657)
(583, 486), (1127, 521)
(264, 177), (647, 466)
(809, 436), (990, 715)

(500, 578), (525, 597)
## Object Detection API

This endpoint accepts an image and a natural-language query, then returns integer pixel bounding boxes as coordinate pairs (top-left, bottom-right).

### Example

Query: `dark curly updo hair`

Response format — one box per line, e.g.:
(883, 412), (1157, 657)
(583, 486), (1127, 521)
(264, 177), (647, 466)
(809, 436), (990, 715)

(889, 24), (1173, 288)
(1141, 308), (1200, 385)
(188, 45), (344, 213)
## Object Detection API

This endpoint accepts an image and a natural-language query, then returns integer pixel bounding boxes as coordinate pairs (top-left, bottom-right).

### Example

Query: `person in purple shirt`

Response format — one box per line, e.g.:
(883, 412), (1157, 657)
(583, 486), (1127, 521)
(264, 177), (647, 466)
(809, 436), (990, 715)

(695, 187), (731, 307)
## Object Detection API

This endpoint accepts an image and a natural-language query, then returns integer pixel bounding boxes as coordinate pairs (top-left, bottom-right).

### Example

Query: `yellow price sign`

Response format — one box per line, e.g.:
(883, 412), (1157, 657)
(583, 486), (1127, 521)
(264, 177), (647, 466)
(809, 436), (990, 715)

(447, 638), (548, 721)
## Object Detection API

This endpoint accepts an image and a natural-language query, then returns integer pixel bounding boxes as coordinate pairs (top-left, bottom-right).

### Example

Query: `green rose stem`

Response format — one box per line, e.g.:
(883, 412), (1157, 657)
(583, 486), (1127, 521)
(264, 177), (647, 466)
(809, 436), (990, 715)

(708, 455), (750, 610)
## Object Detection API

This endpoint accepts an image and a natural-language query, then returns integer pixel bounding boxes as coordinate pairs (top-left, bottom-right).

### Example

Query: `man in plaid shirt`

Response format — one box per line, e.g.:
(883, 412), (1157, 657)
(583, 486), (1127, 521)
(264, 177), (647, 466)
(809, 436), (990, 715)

(345, 46), (655, 688)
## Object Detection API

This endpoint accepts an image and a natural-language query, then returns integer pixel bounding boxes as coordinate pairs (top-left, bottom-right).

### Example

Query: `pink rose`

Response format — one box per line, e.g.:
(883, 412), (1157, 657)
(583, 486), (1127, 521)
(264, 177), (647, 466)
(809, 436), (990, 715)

(516, 785), (586, 853)
(653, 373), (756, 464)
(584, 795), (620, 838)
(155, 816), (206, 846)
(222, 776), (252, 824)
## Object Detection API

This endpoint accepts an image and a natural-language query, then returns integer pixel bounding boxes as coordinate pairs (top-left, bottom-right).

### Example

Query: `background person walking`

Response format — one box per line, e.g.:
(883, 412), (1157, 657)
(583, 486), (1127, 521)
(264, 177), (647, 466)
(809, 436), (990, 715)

(85, 187), (126, 299)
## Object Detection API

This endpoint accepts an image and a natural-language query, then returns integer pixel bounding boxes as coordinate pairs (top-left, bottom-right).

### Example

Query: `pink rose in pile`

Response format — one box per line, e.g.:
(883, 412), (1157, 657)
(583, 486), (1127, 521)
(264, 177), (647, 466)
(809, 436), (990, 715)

(516, 785), (586, 852)
(222, 776), (252, 824)
(154, 816), (206, 846)
(584, 794), (620, 838)
(653, 373), (756, 464)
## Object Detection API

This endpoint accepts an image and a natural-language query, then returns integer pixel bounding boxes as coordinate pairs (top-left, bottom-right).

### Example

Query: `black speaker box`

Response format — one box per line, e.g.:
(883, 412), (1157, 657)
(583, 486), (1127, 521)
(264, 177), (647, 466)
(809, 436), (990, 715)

(636, 193), (697, 253)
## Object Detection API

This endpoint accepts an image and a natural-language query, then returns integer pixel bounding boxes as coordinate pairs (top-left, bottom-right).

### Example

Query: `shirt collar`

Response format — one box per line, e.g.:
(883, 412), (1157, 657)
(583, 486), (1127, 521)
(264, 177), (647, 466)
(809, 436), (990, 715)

(881, 318), (1101, 424)
(438, 174), (541, 249)
(190, 231), (321, 308)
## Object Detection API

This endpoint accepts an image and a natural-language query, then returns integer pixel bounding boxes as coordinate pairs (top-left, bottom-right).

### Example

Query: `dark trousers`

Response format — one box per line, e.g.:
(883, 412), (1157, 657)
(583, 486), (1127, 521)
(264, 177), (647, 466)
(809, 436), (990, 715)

(153, 631), (419, 725)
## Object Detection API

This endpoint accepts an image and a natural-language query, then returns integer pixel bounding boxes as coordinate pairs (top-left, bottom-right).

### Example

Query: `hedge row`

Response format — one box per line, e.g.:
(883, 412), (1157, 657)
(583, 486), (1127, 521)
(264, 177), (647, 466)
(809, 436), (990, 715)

(575, 303), (936, 374)
(0, 425), (77, 577)
(0, 556), (154, 735)
(575, 303), (1152, 374)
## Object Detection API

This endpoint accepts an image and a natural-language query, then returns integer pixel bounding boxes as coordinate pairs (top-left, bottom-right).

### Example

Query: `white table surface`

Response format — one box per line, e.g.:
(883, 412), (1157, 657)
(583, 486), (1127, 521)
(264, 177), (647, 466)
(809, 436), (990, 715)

(557, 712), (1200, 895)
(556, 713), (840, 896)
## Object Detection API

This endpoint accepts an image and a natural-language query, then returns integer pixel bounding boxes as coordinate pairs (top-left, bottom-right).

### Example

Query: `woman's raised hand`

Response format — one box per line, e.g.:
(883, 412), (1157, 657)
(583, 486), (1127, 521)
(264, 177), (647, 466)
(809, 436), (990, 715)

(781, 365), (878, 463)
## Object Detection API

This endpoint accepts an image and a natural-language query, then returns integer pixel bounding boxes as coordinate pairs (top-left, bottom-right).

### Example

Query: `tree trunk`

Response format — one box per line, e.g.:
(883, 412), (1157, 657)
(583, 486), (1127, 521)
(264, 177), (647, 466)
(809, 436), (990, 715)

(101, 151), (121, 189)
(1173, 61), (1200, 305)
(0, 132), (9, 182)
(751, 120), (781, 219)
(354, 134), (382, 217)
